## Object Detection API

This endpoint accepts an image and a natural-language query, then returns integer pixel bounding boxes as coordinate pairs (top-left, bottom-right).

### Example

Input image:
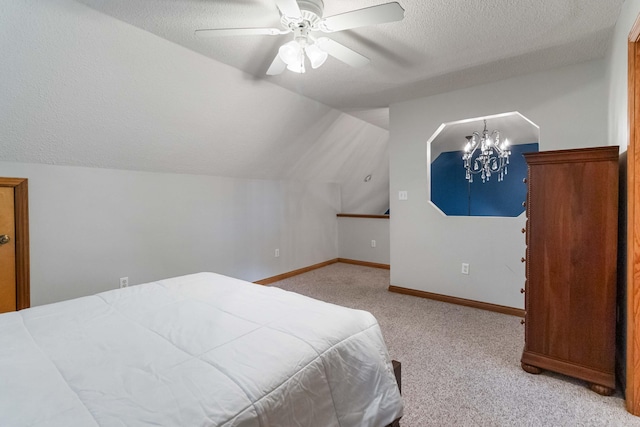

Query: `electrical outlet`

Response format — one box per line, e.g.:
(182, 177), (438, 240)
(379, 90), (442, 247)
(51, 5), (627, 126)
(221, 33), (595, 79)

(398, 191), (408, 200)
(275, 248), (280, 258)
(119, 277), (129, 288)
(461, 263), (469, 275)
(371, 240), (376, 248)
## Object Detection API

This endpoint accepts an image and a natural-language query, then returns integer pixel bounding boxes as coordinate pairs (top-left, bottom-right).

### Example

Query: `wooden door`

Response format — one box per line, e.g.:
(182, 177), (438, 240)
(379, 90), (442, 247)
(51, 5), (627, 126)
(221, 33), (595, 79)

(0, 187), (16, 313)
(0, 178), (29, 312)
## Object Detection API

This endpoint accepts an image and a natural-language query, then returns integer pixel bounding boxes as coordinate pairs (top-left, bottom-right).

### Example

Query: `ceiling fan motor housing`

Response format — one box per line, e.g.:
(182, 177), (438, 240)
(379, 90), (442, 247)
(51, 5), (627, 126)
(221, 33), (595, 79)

(281, 0), (324, 32)
(296, 0), (324, 18)
(293, 25), (311, 45)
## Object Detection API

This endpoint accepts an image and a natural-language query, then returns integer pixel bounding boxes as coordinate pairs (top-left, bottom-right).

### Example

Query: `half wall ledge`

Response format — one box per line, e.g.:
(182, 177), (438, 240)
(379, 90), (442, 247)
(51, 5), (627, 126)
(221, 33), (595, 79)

(337, 213), (390, 219)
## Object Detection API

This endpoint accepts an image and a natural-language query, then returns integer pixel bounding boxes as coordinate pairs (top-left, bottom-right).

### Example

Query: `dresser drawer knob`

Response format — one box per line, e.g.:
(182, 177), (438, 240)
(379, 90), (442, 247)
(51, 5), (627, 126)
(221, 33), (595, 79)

(523, 178), (527, 184)
(522, 201), (526, 208)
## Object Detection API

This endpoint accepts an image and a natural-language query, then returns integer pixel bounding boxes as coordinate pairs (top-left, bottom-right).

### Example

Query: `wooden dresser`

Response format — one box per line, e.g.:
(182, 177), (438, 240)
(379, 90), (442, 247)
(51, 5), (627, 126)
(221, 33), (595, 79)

(520, 146), (619, 395)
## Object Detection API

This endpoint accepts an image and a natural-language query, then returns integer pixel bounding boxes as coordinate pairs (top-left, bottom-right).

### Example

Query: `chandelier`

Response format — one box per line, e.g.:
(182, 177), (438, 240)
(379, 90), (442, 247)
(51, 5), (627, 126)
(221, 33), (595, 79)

(462, 120), (511, 183)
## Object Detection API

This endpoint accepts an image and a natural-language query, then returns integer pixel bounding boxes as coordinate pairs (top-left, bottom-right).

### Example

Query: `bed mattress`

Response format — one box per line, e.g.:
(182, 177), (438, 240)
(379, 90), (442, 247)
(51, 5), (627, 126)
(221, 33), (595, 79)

(0, 272), (403, 426)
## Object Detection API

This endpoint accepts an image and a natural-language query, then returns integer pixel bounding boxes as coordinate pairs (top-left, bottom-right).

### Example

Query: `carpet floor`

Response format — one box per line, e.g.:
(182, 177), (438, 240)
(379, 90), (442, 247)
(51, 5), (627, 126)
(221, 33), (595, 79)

(269, 262), (640, 427)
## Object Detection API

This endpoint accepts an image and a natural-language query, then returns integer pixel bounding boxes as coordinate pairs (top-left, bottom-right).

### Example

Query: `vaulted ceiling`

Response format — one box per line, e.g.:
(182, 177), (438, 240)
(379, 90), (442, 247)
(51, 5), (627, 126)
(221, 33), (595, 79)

(75, 0), (623, 128)
(0, 1), (625, 215)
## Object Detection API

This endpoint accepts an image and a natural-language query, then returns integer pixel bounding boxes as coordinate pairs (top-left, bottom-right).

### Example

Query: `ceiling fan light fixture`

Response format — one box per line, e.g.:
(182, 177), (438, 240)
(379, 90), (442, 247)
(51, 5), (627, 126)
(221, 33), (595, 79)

(286, 49), (306, 73)
(278, 40), (302, 65)
(305, 43), (328, 69)
(286, 61), (306, 73)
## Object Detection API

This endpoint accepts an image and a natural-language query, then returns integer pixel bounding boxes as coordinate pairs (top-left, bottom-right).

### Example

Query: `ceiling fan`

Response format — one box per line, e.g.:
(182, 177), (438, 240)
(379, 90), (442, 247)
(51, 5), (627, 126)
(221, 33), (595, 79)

(194, 0), (405, 75)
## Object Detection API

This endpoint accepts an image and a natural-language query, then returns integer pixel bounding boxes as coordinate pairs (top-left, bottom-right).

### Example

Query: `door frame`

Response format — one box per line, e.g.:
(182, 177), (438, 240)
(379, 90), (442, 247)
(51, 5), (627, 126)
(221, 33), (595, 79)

(628, 13), (640, 415)
(0, 178), (29, 310)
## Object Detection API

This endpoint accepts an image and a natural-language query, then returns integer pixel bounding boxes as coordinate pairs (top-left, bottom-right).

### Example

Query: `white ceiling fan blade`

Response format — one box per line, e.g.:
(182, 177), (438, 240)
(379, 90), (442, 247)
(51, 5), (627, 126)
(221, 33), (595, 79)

(266, 54), (287, 75)
(275, 0), (301, 19)
(320, 2), (405, 32)
(195, 28), (284, 38)
(316, 38), (370, 68)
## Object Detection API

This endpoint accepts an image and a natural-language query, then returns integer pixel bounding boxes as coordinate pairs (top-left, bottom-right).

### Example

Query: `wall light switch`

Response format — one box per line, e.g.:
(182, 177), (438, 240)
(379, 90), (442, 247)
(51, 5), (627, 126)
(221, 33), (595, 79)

(461, 263), (470, 275)
(371, 240), (376, 248)
(275, 248), (280, 258)
(399, 191), (408, 200)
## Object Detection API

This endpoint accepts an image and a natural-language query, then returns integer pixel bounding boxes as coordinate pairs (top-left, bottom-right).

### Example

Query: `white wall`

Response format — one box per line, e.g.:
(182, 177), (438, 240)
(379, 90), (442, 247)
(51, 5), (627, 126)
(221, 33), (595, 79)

(338, 217), (390, 265)
(0, 0), (391, 306)
(0, 161), (340, 306)
(0, 0), (388, 214)
(607, 0), (640, 150)
(389, 59), (608, 308)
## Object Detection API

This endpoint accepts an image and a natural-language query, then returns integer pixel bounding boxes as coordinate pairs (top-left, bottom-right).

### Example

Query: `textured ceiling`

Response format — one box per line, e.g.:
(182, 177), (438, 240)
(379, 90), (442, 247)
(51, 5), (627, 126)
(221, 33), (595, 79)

(75, 0), (623, 128)
(2, 0), (394, 213)
(0, 0), (625, 215)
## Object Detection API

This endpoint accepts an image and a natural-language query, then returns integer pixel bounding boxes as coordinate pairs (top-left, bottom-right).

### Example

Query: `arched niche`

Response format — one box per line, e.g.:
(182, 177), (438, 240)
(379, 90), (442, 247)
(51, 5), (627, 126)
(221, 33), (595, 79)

(427, 112), (539, 217)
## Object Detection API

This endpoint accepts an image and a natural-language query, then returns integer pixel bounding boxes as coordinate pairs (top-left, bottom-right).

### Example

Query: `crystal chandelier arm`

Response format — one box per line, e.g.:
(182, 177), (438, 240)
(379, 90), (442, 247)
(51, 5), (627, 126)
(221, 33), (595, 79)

(490, 129), (500, 149)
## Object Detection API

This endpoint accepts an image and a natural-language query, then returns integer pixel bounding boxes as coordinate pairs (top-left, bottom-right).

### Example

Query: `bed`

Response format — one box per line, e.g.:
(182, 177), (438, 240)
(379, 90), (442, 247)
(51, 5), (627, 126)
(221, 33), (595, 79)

(0, 272), (403, 426)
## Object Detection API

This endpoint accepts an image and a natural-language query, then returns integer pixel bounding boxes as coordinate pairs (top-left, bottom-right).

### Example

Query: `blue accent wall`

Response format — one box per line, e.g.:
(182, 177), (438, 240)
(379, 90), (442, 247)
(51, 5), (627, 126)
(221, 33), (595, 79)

(431, 143), (539, 217)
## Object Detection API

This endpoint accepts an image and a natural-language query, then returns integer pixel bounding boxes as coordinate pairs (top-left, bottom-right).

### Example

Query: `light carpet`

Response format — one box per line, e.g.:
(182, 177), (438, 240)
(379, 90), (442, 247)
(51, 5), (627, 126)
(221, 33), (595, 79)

(269, 262), (640, 427)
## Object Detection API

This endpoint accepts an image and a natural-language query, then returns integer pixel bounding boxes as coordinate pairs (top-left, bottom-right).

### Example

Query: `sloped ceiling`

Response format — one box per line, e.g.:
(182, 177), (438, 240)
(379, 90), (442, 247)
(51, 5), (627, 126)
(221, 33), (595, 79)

(75, 0), (623, 128)
(1, 0), (391, 212)
(0, 0), (624, 215)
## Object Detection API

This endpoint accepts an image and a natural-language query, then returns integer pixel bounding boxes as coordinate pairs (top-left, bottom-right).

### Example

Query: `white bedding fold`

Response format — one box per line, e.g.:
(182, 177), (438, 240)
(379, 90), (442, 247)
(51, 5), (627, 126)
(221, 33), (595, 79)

(0, 272), (403, 426)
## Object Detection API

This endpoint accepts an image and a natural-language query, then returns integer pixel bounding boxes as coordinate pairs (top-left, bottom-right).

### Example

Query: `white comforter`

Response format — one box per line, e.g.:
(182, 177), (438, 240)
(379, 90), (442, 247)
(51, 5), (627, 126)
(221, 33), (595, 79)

(0, 272), (403, 426)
